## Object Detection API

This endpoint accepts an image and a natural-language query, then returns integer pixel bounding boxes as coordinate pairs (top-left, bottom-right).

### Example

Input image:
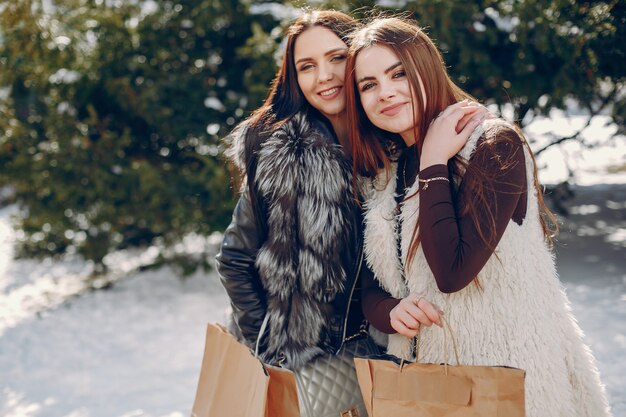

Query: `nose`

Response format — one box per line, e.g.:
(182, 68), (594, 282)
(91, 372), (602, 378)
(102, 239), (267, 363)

(378, 81), (395, 101)
(317, 63), (334, 83)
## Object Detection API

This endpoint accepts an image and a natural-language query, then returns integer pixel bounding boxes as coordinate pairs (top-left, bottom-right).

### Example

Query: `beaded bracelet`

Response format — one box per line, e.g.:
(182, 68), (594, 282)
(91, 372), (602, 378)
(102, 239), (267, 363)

(418, 176), (449, 190)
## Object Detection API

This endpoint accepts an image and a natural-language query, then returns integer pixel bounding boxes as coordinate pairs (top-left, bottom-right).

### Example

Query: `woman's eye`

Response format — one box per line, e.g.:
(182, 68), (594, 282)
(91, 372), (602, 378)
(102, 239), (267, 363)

(393, 70), (406, 78)
(360, 82), (375, 92)
(331, 54), (347, 62)
(299, 64), (313, 71)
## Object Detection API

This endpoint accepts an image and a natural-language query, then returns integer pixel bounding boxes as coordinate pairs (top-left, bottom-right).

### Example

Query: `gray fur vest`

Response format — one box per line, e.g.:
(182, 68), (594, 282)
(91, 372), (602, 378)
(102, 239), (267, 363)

(228, 112), (358, 368)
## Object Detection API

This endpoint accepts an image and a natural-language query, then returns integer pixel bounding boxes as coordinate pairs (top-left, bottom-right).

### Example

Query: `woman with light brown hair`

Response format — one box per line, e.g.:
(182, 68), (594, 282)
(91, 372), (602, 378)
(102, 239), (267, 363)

(346, 16), (612, 417)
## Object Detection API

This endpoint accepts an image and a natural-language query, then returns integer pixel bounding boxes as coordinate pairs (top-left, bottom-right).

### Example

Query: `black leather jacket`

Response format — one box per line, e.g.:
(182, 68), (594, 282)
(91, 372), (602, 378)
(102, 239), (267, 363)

(215, 116), (366, 357)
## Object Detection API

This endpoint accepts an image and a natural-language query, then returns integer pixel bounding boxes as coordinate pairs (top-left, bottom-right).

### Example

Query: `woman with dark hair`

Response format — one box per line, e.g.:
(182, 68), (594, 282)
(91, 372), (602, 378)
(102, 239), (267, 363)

(216, 9), (371, 371)
(345, 17), (611, 417)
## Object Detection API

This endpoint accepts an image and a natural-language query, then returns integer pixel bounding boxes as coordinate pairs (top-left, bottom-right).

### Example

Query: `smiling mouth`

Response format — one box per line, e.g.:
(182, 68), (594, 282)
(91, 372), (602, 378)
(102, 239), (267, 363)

(381, 102), (406, 115)
(318, 87), (341, 97)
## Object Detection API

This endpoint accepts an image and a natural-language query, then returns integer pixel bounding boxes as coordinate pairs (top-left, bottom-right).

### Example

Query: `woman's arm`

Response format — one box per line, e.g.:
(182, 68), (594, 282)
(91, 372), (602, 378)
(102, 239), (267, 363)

(361, 266), (400, 334)
(418, 128), (527, 293)
(361, 264), (443, 337)
(216, 190), (267, 345)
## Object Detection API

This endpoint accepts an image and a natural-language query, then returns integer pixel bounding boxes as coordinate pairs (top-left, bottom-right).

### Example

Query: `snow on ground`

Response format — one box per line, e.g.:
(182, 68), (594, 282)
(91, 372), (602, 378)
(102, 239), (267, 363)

(0, 111), (624, 416)
(1, 183), (624, 417)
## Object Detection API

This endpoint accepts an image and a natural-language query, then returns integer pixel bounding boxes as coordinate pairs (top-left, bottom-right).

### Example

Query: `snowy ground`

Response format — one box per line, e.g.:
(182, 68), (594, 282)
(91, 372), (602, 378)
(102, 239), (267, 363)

(0, 111), (625, 417)
(1, 183), (624, 417)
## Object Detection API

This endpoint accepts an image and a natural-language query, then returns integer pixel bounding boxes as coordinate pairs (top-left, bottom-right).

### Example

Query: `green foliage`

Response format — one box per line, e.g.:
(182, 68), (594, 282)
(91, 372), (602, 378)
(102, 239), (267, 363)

(401, 0), (624, 137)
(0, 0), (280, 268)
(0, 0), (624, 268)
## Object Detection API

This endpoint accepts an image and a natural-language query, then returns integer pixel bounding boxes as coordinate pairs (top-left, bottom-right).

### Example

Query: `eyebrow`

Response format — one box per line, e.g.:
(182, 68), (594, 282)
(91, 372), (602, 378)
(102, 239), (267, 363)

(294, 47), (348, 65)
(357, 61), (402, 84)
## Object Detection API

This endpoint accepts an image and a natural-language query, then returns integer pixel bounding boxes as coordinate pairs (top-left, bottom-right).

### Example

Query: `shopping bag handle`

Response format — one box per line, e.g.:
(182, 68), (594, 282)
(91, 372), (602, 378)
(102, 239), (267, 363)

(254, 314), (270, 358)
(402, 317), (461, 375)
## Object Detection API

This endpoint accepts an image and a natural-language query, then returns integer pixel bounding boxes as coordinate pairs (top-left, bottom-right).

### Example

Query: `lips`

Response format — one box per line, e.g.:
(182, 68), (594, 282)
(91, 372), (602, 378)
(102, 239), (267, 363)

(317, 86), (342, 100)
(381, 102), (406, 116)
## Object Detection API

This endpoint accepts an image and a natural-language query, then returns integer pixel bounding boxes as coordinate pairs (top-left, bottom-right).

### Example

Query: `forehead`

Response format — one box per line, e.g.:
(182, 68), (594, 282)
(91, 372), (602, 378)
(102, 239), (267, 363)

(355, 44), (399, 77)
(293, 26), (346, 59)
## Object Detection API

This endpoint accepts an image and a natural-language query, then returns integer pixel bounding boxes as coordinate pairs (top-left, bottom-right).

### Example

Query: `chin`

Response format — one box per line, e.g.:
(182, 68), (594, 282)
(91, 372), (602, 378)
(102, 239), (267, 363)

(386, 121), (412, 134)
(374, 121), (401, 134)
(318, 105), (345, 117)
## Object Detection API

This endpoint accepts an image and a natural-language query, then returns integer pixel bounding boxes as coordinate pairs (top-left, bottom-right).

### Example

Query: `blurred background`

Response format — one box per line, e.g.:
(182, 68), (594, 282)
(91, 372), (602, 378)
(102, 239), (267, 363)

(0, 0), (624, 416)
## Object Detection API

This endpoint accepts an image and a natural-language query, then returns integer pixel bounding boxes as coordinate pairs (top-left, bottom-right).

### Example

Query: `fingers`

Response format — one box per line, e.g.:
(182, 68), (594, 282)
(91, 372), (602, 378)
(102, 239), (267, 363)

(458, 114), (483, 138)
(447, 106), (479, 123)
(438, 107), (483, 142)
(415, 298), (444, 327)
(390, 305), (418, 338)
(391, 319), (419, 338)
(391, 309), (422, 338)
(406, 293), (443, 327)
(391, 299), (427, 328)
(456, 108), (482, 133)
(390, 295), (444, 338)
(438, 99), (479, 117)
(404, 301), (433, 327)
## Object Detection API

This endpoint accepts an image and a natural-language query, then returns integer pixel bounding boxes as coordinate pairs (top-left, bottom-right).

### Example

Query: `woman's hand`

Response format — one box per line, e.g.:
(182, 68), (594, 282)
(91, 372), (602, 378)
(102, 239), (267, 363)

(420, 100), (487, 170)
(456, 101), (494, 134)
(389, 293), (444, 338)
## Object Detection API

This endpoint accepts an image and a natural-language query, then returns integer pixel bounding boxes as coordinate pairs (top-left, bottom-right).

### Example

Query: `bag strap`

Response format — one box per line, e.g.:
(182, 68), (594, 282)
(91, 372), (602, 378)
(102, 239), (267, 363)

(402, 317), (461, 375)
(254, 314), (270, 358)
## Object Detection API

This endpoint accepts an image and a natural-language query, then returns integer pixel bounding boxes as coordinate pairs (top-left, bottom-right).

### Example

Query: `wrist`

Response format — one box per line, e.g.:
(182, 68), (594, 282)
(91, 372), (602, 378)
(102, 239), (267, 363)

(419, 164), (448, 178)
(420, 157), (447, 170)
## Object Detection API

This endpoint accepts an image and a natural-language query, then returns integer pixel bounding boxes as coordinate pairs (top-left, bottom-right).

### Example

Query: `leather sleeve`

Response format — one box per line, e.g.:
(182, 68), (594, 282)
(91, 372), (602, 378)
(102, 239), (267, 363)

(215, 190), (267, 346)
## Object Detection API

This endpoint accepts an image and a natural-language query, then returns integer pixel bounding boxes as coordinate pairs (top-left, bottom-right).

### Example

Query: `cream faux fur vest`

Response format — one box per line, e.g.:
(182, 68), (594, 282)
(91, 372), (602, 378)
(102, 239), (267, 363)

(362, 118), (612, 417)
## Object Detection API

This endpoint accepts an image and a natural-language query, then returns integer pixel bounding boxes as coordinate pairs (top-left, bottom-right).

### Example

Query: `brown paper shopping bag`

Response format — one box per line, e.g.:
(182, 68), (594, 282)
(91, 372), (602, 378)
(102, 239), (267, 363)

(191, 323), (299, 417)
(354, 321), (525, 417)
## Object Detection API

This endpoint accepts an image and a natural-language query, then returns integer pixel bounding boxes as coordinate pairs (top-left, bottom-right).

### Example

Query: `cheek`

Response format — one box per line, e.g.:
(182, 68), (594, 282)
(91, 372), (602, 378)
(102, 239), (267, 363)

(360, 94), (377, 119)
(296, 73), (311, 95)
(337, 63), (347, 80)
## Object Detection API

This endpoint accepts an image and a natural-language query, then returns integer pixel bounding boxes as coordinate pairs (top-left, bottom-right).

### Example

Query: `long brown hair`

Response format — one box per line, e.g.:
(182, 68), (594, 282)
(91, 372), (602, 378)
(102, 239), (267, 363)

(234, 11), (358, 195)
(345, 17), (556, 270)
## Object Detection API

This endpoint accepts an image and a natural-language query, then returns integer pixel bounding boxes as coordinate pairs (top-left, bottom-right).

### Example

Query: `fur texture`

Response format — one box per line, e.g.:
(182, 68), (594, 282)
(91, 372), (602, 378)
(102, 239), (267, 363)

(229, 113), (356, 369)
(362, 118), (612, 417)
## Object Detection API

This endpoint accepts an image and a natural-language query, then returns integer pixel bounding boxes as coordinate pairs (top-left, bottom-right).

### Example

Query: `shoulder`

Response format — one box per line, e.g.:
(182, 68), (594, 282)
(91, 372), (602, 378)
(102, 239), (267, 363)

(223, 112), (331, 173)
(460, 118), (525, 162)
(477, 119), (525, 162)
(262, 111), (334, 153)
(481, 119), (525, 147)
(223, 121), (250, 173)
(466, 119), (527, 185)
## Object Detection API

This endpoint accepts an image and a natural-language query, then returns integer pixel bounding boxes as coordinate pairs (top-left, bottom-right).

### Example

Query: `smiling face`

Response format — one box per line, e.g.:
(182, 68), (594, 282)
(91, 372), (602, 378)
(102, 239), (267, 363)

(293, 26), (349, 120)
(355, 44), (426, 145)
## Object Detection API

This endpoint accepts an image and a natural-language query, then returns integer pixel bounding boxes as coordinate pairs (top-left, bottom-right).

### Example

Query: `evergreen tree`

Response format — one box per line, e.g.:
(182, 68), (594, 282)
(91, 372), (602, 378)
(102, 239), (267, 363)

(0, 0), (280, 269)
(0, 0), (623, 267)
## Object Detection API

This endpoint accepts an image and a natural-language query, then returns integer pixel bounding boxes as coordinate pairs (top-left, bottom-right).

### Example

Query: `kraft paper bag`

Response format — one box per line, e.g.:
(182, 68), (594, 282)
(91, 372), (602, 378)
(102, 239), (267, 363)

(354, 321), (525, 417)
(354, 357), (525, 417)
(191, 323), (299, 417)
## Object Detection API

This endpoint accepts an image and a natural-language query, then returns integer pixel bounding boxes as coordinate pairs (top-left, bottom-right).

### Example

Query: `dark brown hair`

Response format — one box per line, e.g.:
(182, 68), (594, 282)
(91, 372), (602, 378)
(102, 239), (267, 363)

(345, 17), (556, 270)
(235, 10), (358, 195)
